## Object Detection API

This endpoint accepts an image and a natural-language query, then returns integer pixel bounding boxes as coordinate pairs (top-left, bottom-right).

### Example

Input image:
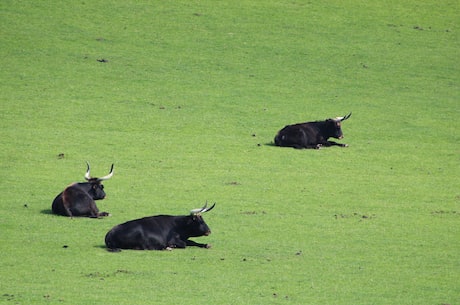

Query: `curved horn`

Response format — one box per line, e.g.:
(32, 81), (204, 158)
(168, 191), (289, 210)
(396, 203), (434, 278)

(84, 162), (91, 180)
(190, 202), (207, 214)
(336, 112), (352, 122)
(98, 164), (114, 181)
(202, 202), (216, 213)
(190, 201), (216, 214)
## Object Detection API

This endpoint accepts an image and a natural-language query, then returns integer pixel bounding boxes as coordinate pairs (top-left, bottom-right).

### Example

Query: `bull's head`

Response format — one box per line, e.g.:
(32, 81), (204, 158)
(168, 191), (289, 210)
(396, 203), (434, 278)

(331, 112), (352, 139)
(84, 162), (114, 200)
(188, 202), (216, 237)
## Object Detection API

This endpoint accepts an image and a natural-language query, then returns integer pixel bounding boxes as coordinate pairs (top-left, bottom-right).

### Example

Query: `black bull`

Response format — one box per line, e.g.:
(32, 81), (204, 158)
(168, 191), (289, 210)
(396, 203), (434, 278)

(51, 163), (114, 218)
(274, 113), (352, 149)
(105, 203), (216, 251)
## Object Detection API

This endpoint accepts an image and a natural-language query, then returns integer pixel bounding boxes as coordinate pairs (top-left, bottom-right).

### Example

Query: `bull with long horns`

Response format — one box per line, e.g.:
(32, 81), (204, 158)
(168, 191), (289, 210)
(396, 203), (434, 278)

(274, 113), (352, 149)
(105, 202), (216, 251)
(51, 162), (114, 218)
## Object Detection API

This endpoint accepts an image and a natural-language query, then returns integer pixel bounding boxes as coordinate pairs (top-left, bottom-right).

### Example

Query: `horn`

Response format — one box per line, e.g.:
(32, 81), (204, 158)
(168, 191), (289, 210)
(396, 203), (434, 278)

(190, 202), (207, 215)
(337, 112), (352, 122)
(98, 164), (114, 181)
(202, 202), (216, 213)
(190, 202), (216, 214)
(84, 162), (91, 180)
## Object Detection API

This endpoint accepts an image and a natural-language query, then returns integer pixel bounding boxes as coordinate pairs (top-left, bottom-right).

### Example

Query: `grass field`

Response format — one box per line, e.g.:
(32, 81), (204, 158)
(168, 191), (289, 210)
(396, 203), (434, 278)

(1, 1), (459, 304)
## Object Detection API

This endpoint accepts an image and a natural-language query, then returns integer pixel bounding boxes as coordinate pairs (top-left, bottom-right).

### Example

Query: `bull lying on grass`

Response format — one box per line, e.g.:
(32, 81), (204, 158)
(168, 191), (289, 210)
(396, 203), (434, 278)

(51, 163), (114, 218)
(274, 113), (352, 149)
(105, 202), (216, 251)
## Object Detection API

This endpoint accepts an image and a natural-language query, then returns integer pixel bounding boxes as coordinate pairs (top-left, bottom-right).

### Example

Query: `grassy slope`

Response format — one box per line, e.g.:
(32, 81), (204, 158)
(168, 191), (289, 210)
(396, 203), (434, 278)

(1, 1), (459, 304)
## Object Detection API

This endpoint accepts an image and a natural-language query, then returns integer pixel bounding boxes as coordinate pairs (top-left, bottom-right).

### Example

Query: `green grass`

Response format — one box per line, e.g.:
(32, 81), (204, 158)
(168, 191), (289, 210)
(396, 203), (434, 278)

(1, 1), (459, 304)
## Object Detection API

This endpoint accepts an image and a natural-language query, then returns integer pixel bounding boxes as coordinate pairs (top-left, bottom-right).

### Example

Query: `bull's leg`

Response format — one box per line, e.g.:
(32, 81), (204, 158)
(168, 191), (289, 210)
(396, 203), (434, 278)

(293, 144), (307, 149)
(146, 244), (166, 250)
(325, 141), (348, 147)
(146, 235), (171, 250)
(88, 201), (100, 218)
(64, 207), (74, 217)
(62, 202), (74, 217)
(88, 201), (110, 218)
(294, 142), (321, 149)
(169, 239), (187, 249)
(304, 144), (322, 149)
(186, 239), (211, 248)
(89, 211), (110, 218)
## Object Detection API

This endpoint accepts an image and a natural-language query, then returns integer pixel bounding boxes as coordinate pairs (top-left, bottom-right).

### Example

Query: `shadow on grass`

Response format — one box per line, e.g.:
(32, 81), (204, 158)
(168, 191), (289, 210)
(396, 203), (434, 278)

(40, 209), (53, 215)
(264, 142), (297, 149)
